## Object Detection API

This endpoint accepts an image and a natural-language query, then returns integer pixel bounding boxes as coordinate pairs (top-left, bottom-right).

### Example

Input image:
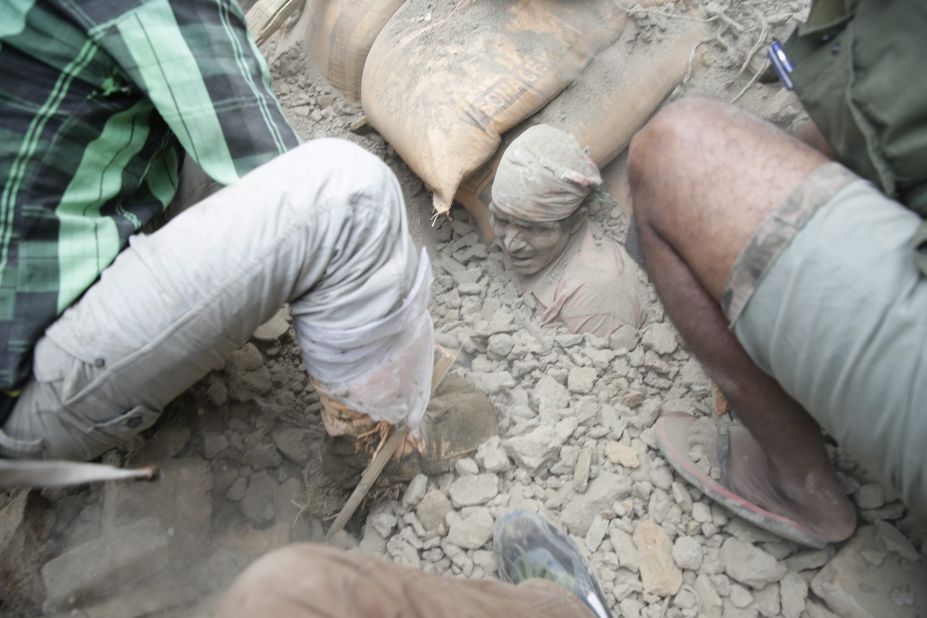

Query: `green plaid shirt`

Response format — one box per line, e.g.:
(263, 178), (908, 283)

(0, 0), (300, 389)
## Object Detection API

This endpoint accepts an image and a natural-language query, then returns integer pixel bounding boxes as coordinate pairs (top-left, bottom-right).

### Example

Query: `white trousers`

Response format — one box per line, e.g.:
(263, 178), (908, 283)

(0, 140), (419, 461)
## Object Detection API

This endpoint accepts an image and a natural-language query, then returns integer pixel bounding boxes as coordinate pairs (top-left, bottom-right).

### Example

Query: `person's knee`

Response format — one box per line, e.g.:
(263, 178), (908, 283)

(630, 98), (727, 194)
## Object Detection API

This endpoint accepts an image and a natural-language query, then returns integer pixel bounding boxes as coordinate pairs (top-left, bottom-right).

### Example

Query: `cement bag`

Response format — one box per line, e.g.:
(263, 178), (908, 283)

(299, 249), (434, 435)
(307, 0), (406, 100)
(361, 0), (629, 235)
(455, 19), (711, 236)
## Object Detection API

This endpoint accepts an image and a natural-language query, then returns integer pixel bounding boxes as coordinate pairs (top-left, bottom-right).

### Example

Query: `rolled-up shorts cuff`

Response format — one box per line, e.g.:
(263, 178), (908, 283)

(721, 162), (858, 324)
(719, 161), (927, 515)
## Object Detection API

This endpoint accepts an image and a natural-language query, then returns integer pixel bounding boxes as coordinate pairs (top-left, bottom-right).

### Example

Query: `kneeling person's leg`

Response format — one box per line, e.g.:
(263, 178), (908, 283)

(0, 140), (419, 461)
(629, 98), (855, 540)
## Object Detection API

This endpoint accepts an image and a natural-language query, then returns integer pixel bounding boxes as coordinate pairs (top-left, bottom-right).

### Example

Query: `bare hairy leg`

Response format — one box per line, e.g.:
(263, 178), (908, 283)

(628, 98), (855, 541)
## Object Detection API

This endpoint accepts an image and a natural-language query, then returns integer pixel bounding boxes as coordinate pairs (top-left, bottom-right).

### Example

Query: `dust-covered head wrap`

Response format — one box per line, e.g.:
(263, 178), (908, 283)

(491, 124), (602, 224)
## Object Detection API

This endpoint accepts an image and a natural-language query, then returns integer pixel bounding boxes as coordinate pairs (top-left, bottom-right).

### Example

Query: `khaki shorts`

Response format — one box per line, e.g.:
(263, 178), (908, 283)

(723, 162), (927, 516)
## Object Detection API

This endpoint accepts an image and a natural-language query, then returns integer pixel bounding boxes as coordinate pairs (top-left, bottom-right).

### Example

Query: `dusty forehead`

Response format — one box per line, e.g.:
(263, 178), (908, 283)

(489, 200), (563, 229)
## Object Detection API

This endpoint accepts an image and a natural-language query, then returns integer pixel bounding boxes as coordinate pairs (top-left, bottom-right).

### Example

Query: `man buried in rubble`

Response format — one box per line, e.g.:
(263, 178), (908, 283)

(0, 1), (433, 463)
(490, 125), (647, 340)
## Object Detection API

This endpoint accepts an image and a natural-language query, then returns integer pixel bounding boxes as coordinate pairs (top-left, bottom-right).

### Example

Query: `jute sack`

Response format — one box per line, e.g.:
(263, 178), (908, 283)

(455, 19), (711, 238)
(307, 0), (406, 100)
(361, 0), (629, 234)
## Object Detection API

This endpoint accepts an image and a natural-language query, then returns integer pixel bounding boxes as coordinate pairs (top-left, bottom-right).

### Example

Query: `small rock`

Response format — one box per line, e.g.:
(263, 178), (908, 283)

(672, 535), (704, 570)
(609, 526), (640, 573)
(206, 376), (228, 407)
(487, 333), (515, 358)
(585, 515), (609, 552)
(476, 437), (511, 473)
(779, 571), (807, 618)
(202, 433), (229, 460)
(567, 366), (598, 394)
(454, 458), (479, 476)
(723, 599), (759, 618)
(573, 447), (592, 493)
(446, 508), (494, 549)
(226, 476), (247, 502)
(228, 343), (272, 401)
(754, 583), (780, 618)
(386, 536), (420, 569)
(854, 483), (884, 510)
(253, 307), (290, 341)
(633, 519), (682, 597)
(692, 501), (712, 523)
(402, 474), (429, 507)
(720, 538), (786, 590)
(605, 442), (640, 468)
(561, 471), (629, 535)
(244, 442), (282, 470)
(874, 520), (921, 561)
(368, 510), (398, 538)
(471, 371), (516, 394)
(272, 428), (313, 463)
(416, 490), (452, 532)
(240, 471), (277, 526)
(784, 549), (832, 572)
(503, 419), (577, 472)
(448, 474), (500, 507)
(730, 583), (754, 608)
(642, 323), (678, 355)
(695, 573), (723, 618)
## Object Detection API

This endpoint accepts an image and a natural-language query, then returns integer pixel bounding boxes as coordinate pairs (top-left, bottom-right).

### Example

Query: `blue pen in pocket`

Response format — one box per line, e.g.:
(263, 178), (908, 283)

(768, 39), (795, 90)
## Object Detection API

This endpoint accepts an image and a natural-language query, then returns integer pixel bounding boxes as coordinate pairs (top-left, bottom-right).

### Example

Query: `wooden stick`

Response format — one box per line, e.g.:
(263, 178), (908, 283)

(325, 345), (459, 540)
(325, 424), (408, 541)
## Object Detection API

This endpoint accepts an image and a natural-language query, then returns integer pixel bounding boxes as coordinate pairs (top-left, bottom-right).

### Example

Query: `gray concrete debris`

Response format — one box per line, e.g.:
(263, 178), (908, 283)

(561, 471), (629, 535)
(729, 583), (754, 608)
(103, 459), (212, 544)
(446, 508), (494, 549)
(228, 343), (272, 402)
(753, 582), (780, 618)
(42, 517), (169, 610)
(0, 491), (54, 611)
(779, 571), (807, 618)
(671, 535), (704, 570)
(252, 306), (291, 341)
(272, 427), (315, 463)
(503, 418), (577, 472)
(609, 526), (640, 573)
(811, 525), (927, 618)
(584, 515), (609, 552)
(720, 538), (786, 590)
(448, 473), (500, 507)
(573, 447), (592, 493)
(475, 436), (511, 473)
(633, 519), (682, 597)
(606, 441), (640, 468)
(402, 474), (430, 507)
(695, 573), (723, 618)
(240, 471), (277, 526)
(641, 322), (678, 355)
(567, 366), (598, 394)
(416, 490), (452, 532)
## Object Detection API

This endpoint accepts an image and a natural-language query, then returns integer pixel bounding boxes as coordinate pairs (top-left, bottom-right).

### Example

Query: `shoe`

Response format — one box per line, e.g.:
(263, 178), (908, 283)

(493, 510), (613, 618)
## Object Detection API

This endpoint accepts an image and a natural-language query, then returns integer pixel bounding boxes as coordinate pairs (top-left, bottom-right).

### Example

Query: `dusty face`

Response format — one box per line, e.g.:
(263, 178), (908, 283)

(491, 208), (577, 276)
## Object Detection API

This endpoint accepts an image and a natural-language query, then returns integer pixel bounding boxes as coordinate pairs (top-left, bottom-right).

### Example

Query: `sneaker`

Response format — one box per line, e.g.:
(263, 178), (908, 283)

(493, 510), (613, 618)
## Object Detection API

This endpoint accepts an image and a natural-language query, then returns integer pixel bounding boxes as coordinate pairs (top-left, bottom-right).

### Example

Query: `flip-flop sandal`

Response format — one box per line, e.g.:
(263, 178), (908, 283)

(655, 412), (828, 549)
